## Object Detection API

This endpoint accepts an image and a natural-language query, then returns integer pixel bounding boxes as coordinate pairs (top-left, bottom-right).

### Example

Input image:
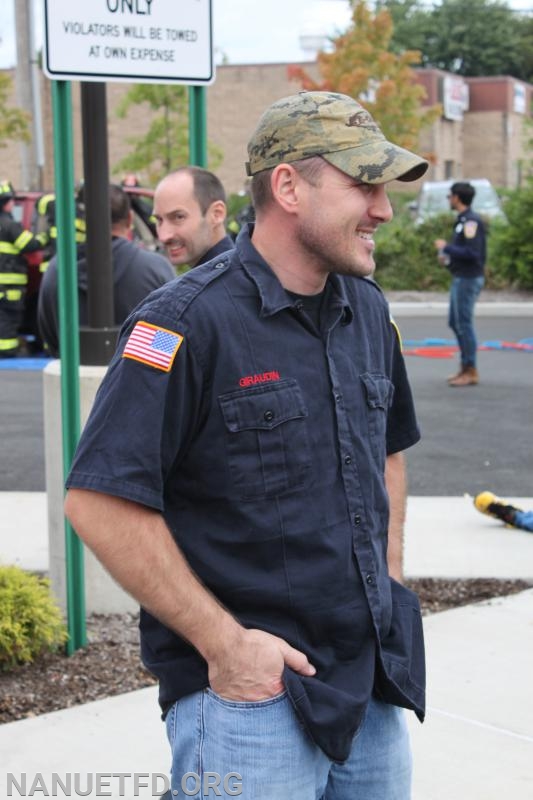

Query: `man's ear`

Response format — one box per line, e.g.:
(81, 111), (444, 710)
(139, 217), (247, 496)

(208, 200), (227, 226)
(270, 164), (301, 214)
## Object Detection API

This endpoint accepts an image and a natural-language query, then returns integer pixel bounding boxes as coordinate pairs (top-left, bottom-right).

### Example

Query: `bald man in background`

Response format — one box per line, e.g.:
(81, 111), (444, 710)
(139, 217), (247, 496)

(154, 167), (234, 270)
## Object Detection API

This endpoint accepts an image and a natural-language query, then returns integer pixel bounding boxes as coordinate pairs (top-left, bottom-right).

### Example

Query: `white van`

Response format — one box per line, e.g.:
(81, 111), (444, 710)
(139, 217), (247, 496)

(409, 179), (506, 225)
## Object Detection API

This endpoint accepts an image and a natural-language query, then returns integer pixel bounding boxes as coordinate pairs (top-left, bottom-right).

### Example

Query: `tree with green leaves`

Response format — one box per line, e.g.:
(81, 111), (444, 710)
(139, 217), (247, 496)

(514, 13), (533, 83)
(114, 84), (222, 185)
(288, 0), (440, 153)
(381, 0), (528, 80)
(0, 73), (30, 149)
(376, 0), (434, 56)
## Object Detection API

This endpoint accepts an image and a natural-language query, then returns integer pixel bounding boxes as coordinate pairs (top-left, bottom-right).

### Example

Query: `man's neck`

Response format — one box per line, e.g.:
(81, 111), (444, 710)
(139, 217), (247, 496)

(192, 231), (230, 267)
(251, 219), (327, 296)
(111, 224), (129, 240)
(210, 230), (228, 250)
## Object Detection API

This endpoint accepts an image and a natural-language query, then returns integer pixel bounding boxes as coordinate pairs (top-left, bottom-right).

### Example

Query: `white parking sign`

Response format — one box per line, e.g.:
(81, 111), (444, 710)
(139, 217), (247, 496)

(43, 0), (214, 84)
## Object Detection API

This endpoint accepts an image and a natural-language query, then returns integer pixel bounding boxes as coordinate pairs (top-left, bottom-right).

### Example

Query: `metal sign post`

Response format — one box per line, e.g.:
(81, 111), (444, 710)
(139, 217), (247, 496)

(51, 80), (86, 652)
(79, 82), (117, 365)
(188, 86), (208, 167)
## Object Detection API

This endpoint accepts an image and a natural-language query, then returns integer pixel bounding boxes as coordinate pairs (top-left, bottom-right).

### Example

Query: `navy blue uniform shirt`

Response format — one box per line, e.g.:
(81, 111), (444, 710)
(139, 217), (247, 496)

(443, 207), (486, 278)
(67, 225), (425, 762)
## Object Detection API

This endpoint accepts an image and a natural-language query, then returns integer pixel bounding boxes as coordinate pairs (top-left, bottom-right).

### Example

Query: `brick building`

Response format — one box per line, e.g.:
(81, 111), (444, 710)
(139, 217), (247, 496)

(2, 63), (532, 195)
(416, 69), (532, 188)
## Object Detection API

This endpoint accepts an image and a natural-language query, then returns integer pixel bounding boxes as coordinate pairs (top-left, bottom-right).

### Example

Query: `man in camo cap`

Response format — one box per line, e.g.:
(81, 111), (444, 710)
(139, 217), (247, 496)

(65, 91), (427, 799)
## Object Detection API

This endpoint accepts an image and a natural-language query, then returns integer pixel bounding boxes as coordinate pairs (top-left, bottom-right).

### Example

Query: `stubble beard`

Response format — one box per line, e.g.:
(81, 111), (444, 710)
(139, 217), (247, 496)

(296, 217), (375, 279)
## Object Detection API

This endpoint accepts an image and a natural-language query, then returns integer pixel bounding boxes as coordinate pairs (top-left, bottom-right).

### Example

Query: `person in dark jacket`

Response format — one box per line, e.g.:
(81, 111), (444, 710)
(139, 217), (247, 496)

(37, 184), (175, 357)
(0, 181), (46, 357)
(434, 181), (486, 387)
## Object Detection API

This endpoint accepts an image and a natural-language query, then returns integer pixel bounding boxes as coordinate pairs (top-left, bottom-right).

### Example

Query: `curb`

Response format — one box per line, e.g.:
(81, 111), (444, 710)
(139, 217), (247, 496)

(389, 302), (533, 317)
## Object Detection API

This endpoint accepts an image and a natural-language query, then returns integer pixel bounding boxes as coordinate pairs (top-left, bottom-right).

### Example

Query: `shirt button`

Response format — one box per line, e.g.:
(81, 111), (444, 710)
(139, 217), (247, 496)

(354, 514), (361, 526)
(344, 455), (352, 465)
(334, 392), (342, 402)
(264, 410), (274, 422)
(366, 574), (375, 585)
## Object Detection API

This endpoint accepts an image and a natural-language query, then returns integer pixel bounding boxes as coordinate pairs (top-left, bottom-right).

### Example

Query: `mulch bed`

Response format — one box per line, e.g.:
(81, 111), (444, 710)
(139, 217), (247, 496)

(0, 578), (530, 725)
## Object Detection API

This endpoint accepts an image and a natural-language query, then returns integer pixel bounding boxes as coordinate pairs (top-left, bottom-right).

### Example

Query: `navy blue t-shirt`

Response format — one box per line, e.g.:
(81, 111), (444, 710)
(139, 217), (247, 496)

(67, 226), (425, 762)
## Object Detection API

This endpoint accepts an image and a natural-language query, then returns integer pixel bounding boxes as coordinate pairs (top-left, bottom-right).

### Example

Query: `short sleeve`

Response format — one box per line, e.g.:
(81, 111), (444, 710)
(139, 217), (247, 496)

(66, 309), (204, 511)
(386, 326), (420, 455)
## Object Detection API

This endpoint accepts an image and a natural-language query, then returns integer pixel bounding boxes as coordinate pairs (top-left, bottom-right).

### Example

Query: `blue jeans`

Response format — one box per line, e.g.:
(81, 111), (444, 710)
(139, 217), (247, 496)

(448, 276), (484, 368)
(164, 690), (412, 799)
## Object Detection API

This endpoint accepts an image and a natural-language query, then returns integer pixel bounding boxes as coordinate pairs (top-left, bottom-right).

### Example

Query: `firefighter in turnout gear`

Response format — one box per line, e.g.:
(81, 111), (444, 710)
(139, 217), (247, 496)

(0, 181), (46, 357)
(35, 192), (87, 274)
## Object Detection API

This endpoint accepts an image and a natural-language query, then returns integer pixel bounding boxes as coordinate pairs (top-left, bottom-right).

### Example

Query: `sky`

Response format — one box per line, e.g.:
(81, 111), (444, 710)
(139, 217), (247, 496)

(1, 0), (532, 70)
(1, 0), (351, 69)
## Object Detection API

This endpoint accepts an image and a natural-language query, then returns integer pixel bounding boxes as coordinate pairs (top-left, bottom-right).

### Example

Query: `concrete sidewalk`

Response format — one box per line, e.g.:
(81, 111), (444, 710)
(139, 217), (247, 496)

(386, 290), (533, 318)
(389, 300), (533, 317)
(408, 589), (533, 799)
(1, 492), (532, 799)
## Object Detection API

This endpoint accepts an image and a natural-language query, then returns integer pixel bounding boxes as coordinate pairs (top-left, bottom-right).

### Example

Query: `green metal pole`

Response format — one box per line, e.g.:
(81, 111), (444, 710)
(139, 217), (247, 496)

(51, 80), (87, 652)
(188, 85), (207, 167)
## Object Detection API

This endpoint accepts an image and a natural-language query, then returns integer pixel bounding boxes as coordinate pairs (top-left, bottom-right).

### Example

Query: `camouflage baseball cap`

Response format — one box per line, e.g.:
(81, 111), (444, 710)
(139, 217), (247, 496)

(246, 91), (428, 184)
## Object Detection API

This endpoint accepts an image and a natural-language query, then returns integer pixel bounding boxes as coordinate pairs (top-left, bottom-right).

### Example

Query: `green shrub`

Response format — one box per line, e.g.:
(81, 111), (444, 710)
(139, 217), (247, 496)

(488, 183), (533, 289)
(375, 213), (452, 291)
(387, 189), (417, 219)
(374, 205), (520, 292)
(227, 191), (250, 221)
(0, 565), (68, 670)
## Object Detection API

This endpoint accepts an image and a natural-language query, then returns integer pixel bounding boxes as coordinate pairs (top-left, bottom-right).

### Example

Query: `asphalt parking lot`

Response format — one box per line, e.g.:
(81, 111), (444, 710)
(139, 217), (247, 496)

(1, 311), (531, 496)
(398, 314), (533, 496)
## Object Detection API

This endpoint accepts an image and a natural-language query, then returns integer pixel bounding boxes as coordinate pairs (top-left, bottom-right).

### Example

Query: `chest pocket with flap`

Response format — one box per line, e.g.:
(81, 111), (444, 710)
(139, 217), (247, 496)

(218, 379), (311, 499)
(360, 372), (394, 465)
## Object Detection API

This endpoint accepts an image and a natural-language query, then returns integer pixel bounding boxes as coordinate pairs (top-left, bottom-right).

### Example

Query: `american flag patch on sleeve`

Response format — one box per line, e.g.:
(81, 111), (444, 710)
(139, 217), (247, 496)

(122, 321), (184, 372)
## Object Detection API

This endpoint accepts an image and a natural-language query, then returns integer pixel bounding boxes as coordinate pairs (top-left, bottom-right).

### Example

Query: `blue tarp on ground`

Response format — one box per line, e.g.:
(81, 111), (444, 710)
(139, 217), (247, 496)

(0, 357), (52, 371)
(403, 338), (533, 353)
